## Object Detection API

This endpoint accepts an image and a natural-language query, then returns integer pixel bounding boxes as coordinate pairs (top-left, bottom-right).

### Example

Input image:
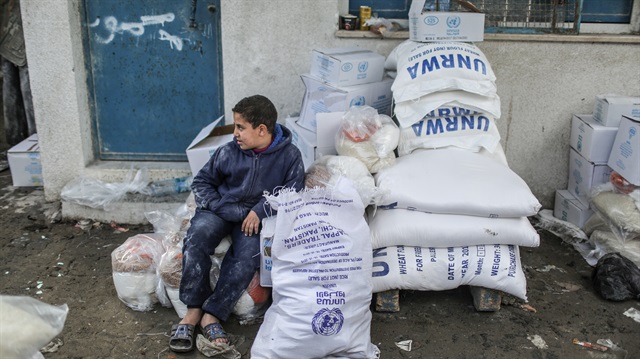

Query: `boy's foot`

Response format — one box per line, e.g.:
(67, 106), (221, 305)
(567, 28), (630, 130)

(169, 308), (203, 352)
(169, 323), (196, 352)
(200, 312), (229, 345)
(201, 322), (229, 345)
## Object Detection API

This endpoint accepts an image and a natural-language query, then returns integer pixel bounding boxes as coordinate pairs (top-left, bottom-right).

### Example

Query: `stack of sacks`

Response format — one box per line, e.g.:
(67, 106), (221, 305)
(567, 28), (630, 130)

(368, 39), (541, 301)
(370, 146), (541, 301)
(582, 173), (640, 267)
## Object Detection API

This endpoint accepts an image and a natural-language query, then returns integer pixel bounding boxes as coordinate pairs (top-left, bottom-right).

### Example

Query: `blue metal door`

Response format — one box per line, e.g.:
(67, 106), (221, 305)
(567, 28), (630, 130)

(83, 0), (223, 161)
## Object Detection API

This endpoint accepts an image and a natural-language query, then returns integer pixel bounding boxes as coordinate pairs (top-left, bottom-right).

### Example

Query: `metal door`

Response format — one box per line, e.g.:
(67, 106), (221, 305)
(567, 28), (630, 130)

(83, 0), (223, 161)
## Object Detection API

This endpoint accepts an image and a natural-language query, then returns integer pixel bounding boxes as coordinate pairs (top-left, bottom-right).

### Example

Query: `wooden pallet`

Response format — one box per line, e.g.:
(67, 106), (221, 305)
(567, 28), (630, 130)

(375, 286), (502, 312)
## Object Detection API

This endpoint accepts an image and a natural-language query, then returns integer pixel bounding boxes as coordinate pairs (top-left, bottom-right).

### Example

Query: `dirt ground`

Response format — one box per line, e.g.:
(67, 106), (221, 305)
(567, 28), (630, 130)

(0, 159), (639, 359)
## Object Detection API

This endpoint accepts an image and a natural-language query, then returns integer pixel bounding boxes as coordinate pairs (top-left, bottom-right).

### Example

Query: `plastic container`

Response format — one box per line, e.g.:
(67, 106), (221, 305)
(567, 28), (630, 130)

(143, 176), (193, 196)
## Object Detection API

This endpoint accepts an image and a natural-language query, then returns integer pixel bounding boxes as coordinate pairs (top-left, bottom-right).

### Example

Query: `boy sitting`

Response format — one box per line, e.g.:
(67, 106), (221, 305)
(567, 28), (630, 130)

(169, 95), (305, 352)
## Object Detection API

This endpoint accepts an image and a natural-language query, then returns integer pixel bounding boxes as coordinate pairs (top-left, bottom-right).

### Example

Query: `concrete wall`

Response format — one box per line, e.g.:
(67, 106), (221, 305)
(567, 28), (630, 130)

(20, 0), (640, 210)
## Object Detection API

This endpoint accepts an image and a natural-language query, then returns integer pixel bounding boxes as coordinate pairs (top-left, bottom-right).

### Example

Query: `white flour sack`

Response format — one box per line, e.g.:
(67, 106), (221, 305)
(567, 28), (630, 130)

(397, 113), (501, 156)
(371, 245), (528, 300)
(251, 178), (379, 359)
(374, 147), (541, 218)
(367, 208), (540, 249)
(393, 90), (501, 129)
(388, 40), (497, 102)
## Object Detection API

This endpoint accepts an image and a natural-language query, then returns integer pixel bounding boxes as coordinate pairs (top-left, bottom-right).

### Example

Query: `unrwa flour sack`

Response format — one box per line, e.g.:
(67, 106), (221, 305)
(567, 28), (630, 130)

(375, 147), (541, 218)
(387, 40), (497, 103)
(367, 207), (539, 249)
(397, 113), (501, 156)
(393, 90), (501, 129)
(372, 245), (528, 300)
(251, 178), (379, 359)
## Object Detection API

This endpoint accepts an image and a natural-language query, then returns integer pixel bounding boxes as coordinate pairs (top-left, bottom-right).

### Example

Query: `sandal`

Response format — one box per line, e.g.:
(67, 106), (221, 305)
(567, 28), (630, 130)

(169, 323), (196, 352)
(201, 323), (228, 344)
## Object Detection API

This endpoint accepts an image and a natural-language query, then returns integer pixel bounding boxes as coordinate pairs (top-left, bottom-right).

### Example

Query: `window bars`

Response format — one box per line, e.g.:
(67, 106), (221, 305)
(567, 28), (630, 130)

(450, 0), (583, 34)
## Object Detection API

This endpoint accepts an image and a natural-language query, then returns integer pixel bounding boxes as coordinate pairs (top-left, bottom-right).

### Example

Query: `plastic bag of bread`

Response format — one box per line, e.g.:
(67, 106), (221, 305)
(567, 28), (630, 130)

(158, 245), (186, 317)
(145, 193), (196, 247)
(305, 155), (383, 207)
(209, 256), (271, 325)
(335, 106), (399, 174)
(111, 233), (165, 311)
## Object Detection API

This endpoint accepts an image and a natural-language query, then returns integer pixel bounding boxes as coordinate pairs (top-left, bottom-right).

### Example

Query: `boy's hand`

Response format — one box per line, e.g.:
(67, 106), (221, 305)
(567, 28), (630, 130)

(242, 210), (260, 236)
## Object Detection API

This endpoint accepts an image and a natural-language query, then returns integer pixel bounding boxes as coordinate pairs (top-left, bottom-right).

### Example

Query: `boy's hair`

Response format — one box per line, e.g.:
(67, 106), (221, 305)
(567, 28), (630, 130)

(232, 95), (278, 133)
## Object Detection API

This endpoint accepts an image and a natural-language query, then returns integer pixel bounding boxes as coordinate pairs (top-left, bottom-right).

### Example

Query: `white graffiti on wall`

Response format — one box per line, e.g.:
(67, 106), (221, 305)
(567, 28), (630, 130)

(90, 13), (185, 51)
(158, 29), (183, 51)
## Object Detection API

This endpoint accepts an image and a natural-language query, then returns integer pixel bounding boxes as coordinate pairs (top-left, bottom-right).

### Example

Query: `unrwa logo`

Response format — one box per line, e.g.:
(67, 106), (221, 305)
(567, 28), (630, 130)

(358, 61), (368, 72)
(424, 16), (439, 26)
(447, 15), (461, 28)
(341, 62), (353, 72)
(628, 126), (637, 140)
(349, 96), (365, 107)
(311, 308), (344, 336)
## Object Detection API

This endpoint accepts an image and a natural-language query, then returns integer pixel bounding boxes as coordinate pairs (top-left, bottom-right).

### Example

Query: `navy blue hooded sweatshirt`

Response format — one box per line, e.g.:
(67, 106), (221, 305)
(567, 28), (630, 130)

(191, 124), (305, 222)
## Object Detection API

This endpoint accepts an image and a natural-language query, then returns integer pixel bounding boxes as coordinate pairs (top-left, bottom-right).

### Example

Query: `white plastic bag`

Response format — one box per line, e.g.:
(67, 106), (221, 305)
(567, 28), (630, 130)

(304, 155), (383, 207)
(0, 296), (68, 359)
(335, 106), (400, 173)
(590, 191), (640, 242)
(111, 233), (166, 311)
(60, 168), (149, 210)
(251, 178), (379, 359)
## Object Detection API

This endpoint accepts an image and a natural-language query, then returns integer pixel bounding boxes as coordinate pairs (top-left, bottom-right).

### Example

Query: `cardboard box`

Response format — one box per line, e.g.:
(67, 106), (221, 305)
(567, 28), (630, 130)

(409, 1), (485, 42)
(553, 189), (593, 229)
(287, 116), (317, 170)
(593, 94), (640, 127)
(607, 115), (640, 185)
(286, 114), (342, 169)
(568, 148), (613, 207)
(309, 48), (385, 87)
(185, 116), (234, 176)
(7, 133), (43, 187)
(297, 74), (393, 132)
(569, 114), (618, 164)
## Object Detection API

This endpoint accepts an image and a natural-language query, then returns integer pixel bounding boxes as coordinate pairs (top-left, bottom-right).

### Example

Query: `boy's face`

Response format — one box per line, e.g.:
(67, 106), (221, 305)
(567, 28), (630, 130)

(233, 112), (271, 150)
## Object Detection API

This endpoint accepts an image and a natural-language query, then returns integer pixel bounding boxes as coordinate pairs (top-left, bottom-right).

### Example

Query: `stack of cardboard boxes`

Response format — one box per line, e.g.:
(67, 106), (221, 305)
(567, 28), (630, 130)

(555, 94), (640, 228)
(287, 48), (394, 169)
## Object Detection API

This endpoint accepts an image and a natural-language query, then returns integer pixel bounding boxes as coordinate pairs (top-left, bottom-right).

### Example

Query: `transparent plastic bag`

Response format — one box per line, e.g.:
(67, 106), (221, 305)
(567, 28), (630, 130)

(334, 106), (399, 174)
(364, 17), (398, 37)
(0, 295), (68, 359)
(111, 233), (166, 311)
(60, 167), (149, 210)
(590, 191), (640, 242)
(209, 256), (270, 325)
(145, 193), (197, 247)
(304, 155), (385, 207)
